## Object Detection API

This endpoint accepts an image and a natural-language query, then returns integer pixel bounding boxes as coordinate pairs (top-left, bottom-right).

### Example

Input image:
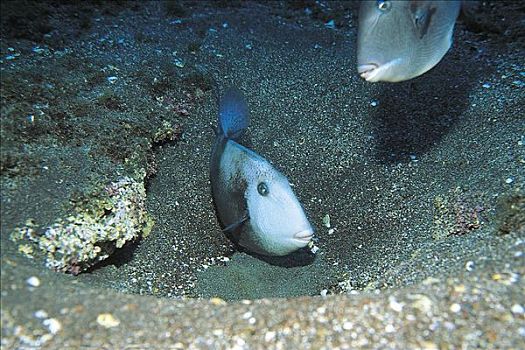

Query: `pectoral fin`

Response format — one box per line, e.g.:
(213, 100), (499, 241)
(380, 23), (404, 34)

(222, 212), (249, 234)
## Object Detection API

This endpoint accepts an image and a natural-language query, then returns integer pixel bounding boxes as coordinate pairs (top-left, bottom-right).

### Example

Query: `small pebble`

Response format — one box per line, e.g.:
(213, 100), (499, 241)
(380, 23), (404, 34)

(422, 277), (440, 285)
(511, 304), (524, 315)
(342, 321), (353, 330)
(97, 313), (120, 328)
(320, 289), (328, 297)
(420, 341), (438, 350)
(411, 294), (433, 313)
(449, 303), (461, 313)
(174, 58), (184, 68)
(389, 296), (404, 312)
(34, 310), (48, 319)
(264, 331), (276, 342)
(454, 284), (466, 293)
(492, 273), (502, 281)
(310, 243), (320, 254)
(519, 327), (525, 337)
(444, 321), (456, 331)
(43, 318), (61, 334)
(505, 177), (514, 184)
(322, 214), (331, 228)
(26, 276), (41, 287)
(324, 20), (336, 29)
(370, 100), (379, 107)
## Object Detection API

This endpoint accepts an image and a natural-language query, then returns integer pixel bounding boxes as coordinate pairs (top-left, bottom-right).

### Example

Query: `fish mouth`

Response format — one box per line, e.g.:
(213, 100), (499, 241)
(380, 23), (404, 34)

(357, 59), (403, 83)
(357, 63), (380, 82)
(293, 229), (314, 244)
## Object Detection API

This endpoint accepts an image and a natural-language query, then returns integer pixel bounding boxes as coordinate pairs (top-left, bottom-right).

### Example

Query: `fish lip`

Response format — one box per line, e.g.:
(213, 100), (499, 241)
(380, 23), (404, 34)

(357, 63), (378, 74)
(293, 229), (314, 243)
(357, 62), (382, 82)
(358, 58), (403, 82)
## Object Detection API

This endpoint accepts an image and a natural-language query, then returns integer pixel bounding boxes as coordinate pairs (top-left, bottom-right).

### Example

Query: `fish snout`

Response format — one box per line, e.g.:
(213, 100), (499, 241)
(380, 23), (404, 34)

(293, 229), (314, 245)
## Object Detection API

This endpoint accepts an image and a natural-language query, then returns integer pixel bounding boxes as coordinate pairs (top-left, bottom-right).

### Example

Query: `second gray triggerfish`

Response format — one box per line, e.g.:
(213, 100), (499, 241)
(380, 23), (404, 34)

(357, 0), (461, 82)
(210, 88), (314, 256)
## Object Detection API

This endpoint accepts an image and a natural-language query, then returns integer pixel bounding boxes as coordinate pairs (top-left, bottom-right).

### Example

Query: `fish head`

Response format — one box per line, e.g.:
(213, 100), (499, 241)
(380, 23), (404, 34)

(357, 0), (460, 82)
(244, 162), (314, 256)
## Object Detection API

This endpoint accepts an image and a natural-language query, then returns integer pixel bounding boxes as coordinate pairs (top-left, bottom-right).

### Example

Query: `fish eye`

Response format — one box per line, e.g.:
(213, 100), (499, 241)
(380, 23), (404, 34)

(257, 182), (269, 196)
(377, 0), (391, 12)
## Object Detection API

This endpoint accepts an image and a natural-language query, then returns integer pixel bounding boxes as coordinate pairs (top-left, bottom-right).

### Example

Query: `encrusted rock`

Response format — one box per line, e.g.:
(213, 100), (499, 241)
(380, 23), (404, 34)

(11, 176), (154, 274)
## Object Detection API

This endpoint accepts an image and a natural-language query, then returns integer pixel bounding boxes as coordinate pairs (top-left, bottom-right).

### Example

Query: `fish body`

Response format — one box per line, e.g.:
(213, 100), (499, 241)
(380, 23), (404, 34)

(357, 0), (461, 82)
(210, 88), (314, 256)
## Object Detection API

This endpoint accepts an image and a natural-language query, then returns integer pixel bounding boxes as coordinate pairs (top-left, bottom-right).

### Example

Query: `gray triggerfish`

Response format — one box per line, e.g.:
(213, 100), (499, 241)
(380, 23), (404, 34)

(357, 0), (461, 82)
(210, 88), (314, 256)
